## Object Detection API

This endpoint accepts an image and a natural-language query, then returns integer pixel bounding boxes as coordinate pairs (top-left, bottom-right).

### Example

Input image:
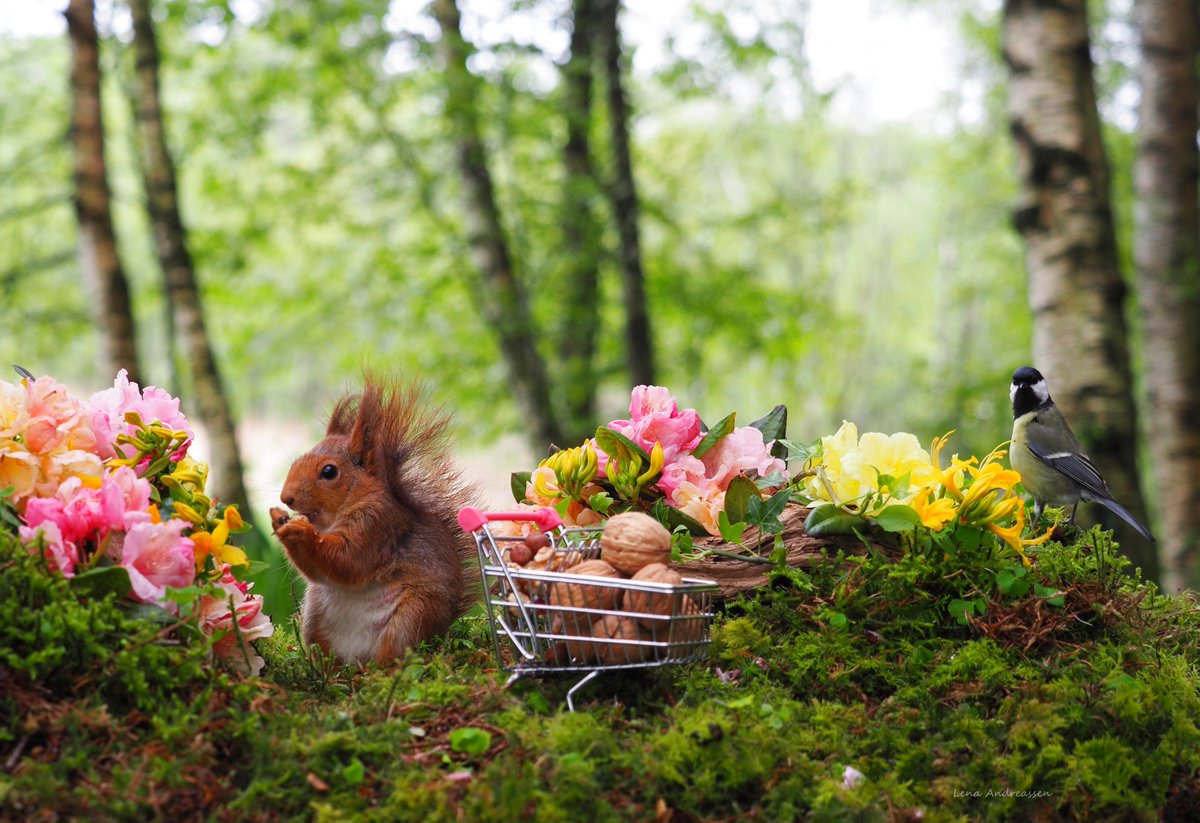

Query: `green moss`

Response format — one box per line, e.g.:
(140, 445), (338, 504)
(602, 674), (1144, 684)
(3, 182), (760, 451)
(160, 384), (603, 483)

(4, 523), (1200, 820)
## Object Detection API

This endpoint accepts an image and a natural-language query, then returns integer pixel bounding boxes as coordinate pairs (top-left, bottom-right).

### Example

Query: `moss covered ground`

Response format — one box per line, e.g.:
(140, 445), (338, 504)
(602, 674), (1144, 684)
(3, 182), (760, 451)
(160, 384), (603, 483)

(3, 524), (1200, 822)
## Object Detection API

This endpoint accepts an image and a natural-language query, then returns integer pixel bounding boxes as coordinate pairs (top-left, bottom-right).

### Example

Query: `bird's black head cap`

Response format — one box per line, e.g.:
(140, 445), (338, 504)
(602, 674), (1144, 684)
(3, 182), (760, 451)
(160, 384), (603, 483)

(1011, 366), (1051, 418)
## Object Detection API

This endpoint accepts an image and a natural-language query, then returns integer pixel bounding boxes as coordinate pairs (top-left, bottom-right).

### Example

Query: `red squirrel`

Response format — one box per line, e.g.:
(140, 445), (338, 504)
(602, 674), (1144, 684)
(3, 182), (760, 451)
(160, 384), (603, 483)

(269, 377), (479, 665)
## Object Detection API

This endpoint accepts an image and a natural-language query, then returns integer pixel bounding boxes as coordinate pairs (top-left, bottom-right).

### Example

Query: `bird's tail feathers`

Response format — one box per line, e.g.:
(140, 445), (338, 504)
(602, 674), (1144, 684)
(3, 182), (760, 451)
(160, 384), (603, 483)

(1090, 495), (1155, 542)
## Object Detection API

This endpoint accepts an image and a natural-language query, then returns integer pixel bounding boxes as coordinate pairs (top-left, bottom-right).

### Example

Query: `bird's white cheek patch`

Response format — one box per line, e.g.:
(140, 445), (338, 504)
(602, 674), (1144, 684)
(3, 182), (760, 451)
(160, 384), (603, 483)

(1031, 379), (1048, 403)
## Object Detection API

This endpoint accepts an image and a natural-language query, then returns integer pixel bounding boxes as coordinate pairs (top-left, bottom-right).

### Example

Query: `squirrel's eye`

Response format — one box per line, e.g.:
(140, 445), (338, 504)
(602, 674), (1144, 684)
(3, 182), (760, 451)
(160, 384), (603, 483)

(319, 464), (338, 480)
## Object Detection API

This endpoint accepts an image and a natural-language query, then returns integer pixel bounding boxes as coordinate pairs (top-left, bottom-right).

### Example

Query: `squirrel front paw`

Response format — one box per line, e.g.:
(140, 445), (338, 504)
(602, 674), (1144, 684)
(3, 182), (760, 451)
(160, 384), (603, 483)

(269, 507), (292, 533)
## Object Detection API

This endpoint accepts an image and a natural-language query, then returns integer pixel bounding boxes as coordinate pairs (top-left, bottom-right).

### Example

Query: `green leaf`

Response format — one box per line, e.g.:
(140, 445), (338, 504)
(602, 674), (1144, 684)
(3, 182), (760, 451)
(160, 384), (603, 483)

(70, 565), (133, 600)
(995, 569), (1015, 594)
(119, 601), (177, 626)
(587, 491), (614, 515)
(0, 497), (19, 529)
(692, 412), (736, 458)
(748, 404), (788, 459)
(779, 438), (822, 464)
(873, 505), (921, 533)
(724, 476), (759, 524)
(875, 472), (912, 500)
(449, 727), (492, 756)
(594, 426), (651, 464)
(804, 505), (869, 537)
(910, 644), (935, 666)
(746, 486), (791, 534)
(245, 559), (273, 577)
(653, 500), (709, 536)
(825, 610), (849, 630)
(510, 471), (532, 504)
(717, 510), (747, 544)
(1035, 584), (1065, 607)
(342, 758), (365, 785)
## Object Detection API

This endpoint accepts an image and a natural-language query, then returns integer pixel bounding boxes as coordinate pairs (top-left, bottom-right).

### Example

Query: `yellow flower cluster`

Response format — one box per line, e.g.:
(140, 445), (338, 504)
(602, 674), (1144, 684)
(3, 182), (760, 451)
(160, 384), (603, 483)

(161, 456), (249, 571)
(803, 421), (938, 515)
(917, 432), (1054, 563)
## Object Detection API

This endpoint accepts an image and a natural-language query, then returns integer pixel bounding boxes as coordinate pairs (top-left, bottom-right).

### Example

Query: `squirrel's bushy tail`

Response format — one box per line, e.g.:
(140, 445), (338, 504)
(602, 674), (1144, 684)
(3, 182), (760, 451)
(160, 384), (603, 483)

(335, 373), (483, 616)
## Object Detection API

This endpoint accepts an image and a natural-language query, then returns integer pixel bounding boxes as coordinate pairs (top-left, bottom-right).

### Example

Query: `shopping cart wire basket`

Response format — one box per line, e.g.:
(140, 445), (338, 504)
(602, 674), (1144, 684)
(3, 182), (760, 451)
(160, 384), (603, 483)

(458, 506), (720, 710)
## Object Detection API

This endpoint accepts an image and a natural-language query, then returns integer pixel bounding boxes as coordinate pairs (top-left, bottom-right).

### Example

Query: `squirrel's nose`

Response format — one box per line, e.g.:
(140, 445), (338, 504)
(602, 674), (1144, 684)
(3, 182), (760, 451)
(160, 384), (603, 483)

(281, 492), (295, 508)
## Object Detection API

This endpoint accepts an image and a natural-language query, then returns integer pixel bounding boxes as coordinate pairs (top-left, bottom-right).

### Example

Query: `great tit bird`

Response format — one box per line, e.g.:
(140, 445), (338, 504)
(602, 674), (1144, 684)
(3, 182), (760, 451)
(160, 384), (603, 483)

(1009, 366), (1153, 541)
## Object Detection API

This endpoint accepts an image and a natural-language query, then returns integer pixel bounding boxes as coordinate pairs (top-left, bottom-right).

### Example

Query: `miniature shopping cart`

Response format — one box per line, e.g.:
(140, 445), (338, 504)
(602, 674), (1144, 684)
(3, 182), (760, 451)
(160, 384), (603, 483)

(458, 507), (720, 710)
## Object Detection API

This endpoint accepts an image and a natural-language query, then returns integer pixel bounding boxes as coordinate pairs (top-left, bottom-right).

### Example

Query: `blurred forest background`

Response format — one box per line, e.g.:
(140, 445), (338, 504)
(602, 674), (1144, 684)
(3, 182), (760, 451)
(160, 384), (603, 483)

(2, 0), (1199, 611)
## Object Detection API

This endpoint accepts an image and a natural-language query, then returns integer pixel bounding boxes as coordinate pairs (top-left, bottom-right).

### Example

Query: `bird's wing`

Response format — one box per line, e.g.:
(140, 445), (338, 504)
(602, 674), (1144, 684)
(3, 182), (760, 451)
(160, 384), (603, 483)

(1024, 424), (1112, 499)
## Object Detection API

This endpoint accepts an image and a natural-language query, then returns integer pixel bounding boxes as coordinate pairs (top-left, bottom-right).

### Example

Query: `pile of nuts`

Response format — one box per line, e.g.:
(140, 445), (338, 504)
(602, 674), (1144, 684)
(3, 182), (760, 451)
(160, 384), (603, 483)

(500, 512), (703, 665)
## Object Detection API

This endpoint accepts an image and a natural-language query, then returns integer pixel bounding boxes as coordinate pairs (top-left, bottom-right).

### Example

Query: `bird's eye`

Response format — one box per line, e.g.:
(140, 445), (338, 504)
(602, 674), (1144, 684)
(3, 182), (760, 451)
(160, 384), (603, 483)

(319, 464), (338, 480)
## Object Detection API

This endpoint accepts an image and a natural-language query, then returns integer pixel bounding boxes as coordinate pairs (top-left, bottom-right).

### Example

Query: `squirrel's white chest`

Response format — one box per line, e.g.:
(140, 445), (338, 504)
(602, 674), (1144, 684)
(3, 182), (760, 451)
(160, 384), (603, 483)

(303, 582), (397, 664)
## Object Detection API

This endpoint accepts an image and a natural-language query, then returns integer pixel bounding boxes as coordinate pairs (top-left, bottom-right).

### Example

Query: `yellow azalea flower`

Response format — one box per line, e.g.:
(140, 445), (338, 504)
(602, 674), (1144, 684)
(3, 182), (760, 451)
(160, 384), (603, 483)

(912, 487), (957, 530)
(162, 457), (208, 493)
(930, 431), (973, 501)
(804, 421), (936, 514)
(637, 442), (665, 486)
(192, 508), (249, 571)
(172, 502), (206, 525)
(528, 465), (563, 504)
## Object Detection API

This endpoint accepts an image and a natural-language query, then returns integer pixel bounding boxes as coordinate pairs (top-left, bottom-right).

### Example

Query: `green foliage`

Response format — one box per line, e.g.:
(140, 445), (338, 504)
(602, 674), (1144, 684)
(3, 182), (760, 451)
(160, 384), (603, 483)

(7, 510), (1200, 820)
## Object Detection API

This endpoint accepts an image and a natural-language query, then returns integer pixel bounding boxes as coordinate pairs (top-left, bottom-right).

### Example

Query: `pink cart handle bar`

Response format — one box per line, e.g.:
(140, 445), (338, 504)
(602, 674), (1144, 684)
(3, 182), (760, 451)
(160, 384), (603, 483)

(457, 506), (563, 534)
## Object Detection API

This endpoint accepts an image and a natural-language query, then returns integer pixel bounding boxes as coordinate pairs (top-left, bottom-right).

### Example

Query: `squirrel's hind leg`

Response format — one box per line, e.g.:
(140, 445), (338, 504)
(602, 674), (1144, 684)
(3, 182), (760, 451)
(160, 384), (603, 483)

(374, 592), (456, 664)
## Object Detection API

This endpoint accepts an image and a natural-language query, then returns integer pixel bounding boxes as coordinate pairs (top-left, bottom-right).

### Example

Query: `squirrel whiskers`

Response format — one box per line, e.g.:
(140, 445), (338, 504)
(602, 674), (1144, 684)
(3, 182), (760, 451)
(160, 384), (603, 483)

(270, 376), (480, 665)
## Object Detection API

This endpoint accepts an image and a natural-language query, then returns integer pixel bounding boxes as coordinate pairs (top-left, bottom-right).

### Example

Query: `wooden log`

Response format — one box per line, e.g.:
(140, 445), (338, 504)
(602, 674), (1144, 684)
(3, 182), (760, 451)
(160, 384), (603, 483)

(669, 503), (886, 600)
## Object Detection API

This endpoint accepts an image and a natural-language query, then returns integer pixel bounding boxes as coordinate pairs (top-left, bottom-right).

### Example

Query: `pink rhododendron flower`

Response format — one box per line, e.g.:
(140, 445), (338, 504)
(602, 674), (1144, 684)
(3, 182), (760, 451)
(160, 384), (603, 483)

(701, 426), (786, 490)
(36, 449), (104, 498)
(120, 519), (195, 611)
(23, 468), (151, 545)
(670, 480), (727, 537)
(88, 369), (193, 462)
(18, 521), (78, 577)
(97, 466), (152, 532)
(657, 454), (709, 504)
(199, 564), (274, 676)
(23, 477), (103, 544)
(628, 385), (678, 420)
(21, 376), (95, 455)
(606, 385), (702, 466)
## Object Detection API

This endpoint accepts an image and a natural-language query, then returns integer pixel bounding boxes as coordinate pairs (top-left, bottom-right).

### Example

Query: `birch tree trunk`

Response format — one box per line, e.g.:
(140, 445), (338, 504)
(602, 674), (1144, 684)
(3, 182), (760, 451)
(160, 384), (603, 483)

(129, 0), (254, 520)
(597, 0), (654, 388)
(432, 0), (564, 448)
(559, 0), (604, 440)
(1001, 0), (1158, 580)
(66, 0), (141, 382)
(1134, 0), (1200, 592)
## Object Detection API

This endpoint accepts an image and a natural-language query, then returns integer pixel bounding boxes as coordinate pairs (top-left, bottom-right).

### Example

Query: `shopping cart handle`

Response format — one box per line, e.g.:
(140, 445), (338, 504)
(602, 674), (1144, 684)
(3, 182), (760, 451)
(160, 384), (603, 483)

(457, 506), (564, 534)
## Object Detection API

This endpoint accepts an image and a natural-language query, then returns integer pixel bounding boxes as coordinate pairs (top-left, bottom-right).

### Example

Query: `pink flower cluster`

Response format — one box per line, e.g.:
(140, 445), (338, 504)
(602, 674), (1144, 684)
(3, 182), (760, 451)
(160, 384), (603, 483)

(4, 372), (198, 612)
(198, 564), (274, 676)
(602, 386), (787, 536)
(3, 370), (272, 673)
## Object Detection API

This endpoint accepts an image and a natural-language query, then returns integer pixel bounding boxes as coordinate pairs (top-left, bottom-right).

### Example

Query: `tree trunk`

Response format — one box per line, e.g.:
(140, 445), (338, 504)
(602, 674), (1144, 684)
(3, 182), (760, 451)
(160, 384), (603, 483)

(597, 0), (654, 388)
(559, 0), (604, 439)
(66, 0), (141, 382)
(1133, 0), (1200, 592)
(1001, 0), (1158, 580)
(128, 0), (254, 521)
(432, 0), (564, 449)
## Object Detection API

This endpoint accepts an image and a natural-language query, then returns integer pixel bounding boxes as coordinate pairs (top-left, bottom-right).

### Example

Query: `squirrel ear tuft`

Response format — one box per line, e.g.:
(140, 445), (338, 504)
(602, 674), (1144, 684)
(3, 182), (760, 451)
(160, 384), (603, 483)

(327, 394), (359, 437)
(348, 382), (383, 466)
